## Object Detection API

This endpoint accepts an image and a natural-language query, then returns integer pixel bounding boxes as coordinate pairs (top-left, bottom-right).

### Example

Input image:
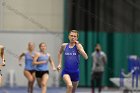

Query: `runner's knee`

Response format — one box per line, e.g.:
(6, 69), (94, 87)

(67, 84), (73, 90)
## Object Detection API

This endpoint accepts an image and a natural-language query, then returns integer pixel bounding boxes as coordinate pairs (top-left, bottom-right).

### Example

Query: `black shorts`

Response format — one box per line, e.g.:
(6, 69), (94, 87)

(25, 69), (36, 74)
(28, 70), (35, 74)
(35, 71), (49, 78)
(0, 70), (2, 76)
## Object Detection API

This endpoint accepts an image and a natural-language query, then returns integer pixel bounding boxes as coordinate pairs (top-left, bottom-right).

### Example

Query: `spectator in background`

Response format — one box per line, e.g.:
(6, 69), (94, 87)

(91, 44), (107, 93)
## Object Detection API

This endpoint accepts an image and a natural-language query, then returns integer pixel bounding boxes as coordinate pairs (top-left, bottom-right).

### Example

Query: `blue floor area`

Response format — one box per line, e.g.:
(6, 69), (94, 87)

(0, 87), (125, 93)
(0, 87), (91, 93)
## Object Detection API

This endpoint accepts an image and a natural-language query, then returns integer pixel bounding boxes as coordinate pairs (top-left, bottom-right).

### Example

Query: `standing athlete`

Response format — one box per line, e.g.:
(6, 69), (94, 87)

(57, 30), (88, 93)
(33, 42), (56, 93)
(19, 42), (36, 93)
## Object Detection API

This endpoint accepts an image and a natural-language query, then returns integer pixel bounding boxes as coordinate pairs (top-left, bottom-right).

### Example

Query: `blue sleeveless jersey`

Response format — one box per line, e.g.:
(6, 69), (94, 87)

(25, 52), (35, 70)
(63, 43), (80, 72)
(36, 53), (49, 71)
